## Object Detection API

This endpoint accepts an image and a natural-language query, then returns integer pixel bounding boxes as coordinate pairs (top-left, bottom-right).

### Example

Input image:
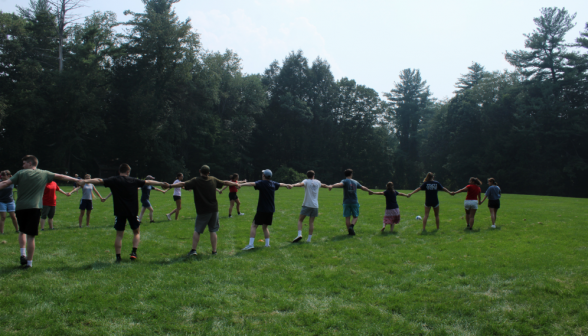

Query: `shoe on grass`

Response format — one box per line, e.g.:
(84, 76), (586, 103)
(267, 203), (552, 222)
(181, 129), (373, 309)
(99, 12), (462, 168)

(187, 249), (197, 256)
(238, 213), (245, 216)
(130, 252), (137, 260)
(491, 225), (496, 229)
(166, 214), (171, 221)
(212, 251), (217, 255)
(229, 215), (233, 218)
(292, 236), (302, 243)
(242, 244), (254, 251)
(20, 255), (27, 266)
(21, 264), (31, 270)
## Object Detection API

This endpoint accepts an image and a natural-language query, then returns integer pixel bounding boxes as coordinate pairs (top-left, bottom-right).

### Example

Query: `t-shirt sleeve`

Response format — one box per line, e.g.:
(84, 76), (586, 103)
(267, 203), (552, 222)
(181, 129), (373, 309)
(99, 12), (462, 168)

(10, 171), (20, 185)
(420, 182), (427, 190)
(437, 182), (444, 189)
(136, 178), (146, 188)
(214, 178), (224, 189)
(274, 181), (280, 190)
(56, 185), (61, 191)
(45, 171), (56, 183)
(254, 180), (262, 190)
(356, 180), (362, 188)
(102, 177), (113, 188)
(395, 191), (399, 196)
(183, 179), (195, 190)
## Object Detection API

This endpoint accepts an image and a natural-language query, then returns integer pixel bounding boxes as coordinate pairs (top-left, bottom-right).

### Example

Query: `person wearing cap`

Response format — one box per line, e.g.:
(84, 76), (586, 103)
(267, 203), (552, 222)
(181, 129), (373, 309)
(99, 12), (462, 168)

(138, 175), (167, 223)
(328, 168), (373, 235)
(167, 165), (239, 256)
(239, 169), (292, 250)
(70, 174), (104, 228)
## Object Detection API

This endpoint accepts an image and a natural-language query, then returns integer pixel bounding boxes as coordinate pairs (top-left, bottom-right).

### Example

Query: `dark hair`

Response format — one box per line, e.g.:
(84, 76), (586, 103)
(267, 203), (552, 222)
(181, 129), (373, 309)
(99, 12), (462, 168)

(344, 169), (353, 177)
(119, 163), (131, 173)
(469, 177), (482, 186)
(176, 173), (183, 178)
(423, 172), (434, 182)
(488, 177), (497, 186)
(22, 155), (38, 167)
(0, 170), (10, 177)
(307, 170), (315, 178)
(231, 173), (239, 181)
(386, 181), (395, 191)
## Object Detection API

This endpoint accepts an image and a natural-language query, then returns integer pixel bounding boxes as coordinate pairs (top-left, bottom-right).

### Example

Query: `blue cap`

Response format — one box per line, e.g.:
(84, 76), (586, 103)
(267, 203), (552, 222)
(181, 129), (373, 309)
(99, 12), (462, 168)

(262, 169), (272, 178)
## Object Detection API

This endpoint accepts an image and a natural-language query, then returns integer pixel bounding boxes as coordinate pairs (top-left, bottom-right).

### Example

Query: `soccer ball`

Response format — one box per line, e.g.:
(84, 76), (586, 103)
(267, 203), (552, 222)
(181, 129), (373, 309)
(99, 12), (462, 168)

(416, 216), (422, 220)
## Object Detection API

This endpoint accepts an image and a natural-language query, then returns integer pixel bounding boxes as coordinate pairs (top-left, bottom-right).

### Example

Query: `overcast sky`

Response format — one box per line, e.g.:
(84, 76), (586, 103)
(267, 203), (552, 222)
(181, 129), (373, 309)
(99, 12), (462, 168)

(2, 0), (587, 99)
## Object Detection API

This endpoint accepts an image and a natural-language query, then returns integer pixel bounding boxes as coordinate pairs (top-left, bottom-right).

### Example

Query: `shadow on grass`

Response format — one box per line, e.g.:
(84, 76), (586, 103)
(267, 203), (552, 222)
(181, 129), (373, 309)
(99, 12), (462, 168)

(329, 234), (354, 242)
(419, 229), (439, 236)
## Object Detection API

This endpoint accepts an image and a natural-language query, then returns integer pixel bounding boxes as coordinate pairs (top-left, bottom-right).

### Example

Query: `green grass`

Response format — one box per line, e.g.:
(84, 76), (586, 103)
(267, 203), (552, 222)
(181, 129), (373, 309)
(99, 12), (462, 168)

(1, 185), (587, 335)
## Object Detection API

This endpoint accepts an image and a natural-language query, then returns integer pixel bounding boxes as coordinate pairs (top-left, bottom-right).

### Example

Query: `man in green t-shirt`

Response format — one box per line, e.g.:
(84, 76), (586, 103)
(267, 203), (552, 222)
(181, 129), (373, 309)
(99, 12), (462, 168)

(0, 155), (82, 269)
(168, 165), (239, 256)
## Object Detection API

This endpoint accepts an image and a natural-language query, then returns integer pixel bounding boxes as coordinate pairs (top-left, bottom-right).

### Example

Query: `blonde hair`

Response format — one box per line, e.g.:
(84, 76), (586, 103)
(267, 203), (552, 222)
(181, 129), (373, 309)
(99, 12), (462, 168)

(423, 172), (434, 182)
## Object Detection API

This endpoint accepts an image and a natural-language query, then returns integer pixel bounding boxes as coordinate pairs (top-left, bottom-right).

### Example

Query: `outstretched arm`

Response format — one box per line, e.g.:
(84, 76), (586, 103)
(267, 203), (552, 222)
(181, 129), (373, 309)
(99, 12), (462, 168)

(240, 182), (257, 187)
(223, 180), (239, 187)
(145, 180), (170, 189)
(168, 181), (185, 189)
(369, 191), (385, 195)
(398, 192), (409, 197)
(0, 179), (13, 191)
(452, 187), (467, 196)
(218, 185), (229, 194)
(81, 178), (105, 187)
(153, 187), (166, 193)
(291, 181), (305, 188)
(102, 192), (112, 202)
(278, 183), (292, 189)
(58, 188), (69, 197)
(360, 186), (373, 193)
(328, 182), (344, 191)
(480, 195), (488, 204)
(54, 174), (83, 185)
(92, 185), (103, 199)
(407, 187), (422, 198)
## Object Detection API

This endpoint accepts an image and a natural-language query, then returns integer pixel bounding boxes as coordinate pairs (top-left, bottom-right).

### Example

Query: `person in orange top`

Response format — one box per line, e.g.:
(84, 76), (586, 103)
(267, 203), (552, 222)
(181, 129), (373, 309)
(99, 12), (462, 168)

(40, 181), (70, 230)
(218, 173), (247, 218)
(452, 177), (482, 230)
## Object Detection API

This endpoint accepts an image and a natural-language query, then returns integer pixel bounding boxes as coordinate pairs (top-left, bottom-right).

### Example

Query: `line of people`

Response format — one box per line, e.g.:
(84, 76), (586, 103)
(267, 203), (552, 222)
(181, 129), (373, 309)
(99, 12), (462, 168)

(0, 155), (501, 269)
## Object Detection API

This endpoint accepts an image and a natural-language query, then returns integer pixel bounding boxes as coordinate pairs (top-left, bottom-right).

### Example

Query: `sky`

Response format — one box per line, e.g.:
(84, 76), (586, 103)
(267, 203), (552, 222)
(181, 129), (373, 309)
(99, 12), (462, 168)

(2, 0), (587, 99)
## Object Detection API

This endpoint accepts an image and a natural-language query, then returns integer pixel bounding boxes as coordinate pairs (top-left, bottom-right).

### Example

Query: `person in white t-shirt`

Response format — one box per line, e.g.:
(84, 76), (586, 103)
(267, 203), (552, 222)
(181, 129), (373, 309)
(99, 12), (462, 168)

(289, 170), (328, 243)
(166, 173), (185, 221)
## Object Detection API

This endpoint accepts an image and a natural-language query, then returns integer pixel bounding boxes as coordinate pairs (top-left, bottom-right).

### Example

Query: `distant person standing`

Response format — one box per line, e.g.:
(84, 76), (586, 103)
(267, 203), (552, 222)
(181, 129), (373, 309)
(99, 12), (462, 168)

(479, 177), (501, 228)
(138, 175), (166, 223)
(166, 173), (184, 221)
(289, 170), (328, 243)
(240, 169), (291, 250)
(81, 164), (169, 262)
(452, 177), (482, 230)
(168, 165), (238, 256)
(40, 180), (70, 230)
(369, 181), (409, 233)
(0, 155), (82, 269)
(407, 172), (453, 231)
(328, 169), (373, 236)
(0, 170), (19, 234)
(70, 174), (104, 228)
(218, 173), (247, 218)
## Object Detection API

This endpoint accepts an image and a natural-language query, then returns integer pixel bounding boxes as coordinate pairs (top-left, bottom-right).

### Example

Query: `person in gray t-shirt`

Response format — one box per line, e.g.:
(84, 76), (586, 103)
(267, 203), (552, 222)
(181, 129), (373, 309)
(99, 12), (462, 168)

(70, 174), (104, 228)
(479, 177), (501, 228)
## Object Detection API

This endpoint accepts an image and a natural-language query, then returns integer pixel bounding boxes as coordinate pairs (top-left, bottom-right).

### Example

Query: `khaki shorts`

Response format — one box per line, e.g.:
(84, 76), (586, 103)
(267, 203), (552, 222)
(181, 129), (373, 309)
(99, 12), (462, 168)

(195, 212), (220, 234)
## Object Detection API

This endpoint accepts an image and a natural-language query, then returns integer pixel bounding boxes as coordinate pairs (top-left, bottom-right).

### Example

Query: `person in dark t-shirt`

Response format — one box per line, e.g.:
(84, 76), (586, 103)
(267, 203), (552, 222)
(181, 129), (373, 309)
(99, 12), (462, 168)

(408, 172), (453, 231)
(369, 181), (409, 233)
(138, 175), (167, 223)
(80, 164), (169, 262)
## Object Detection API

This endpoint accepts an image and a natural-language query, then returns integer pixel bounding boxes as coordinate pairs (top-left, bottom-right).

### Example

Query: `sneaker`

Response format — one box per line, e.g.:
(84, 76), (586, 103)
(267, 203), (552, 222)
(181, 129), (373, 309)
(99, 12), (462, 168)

(491, 225), (496, 229)
(21, 264), (31, 270)
(211, 251), (217, 255)
(228, 215), (233, 218)
(306, 238), (311, 243)
(242, 244), (254, 251)
(265, 245), (270, 248)
(187, 250), (198, 256)
(238, 213), (245, 216)
(166, 214), (171, 221)
(20, 255), (27, 266)
(130, 252), (137, 260)
(348, 226), (356, 235)
(292, 236), (303, 243)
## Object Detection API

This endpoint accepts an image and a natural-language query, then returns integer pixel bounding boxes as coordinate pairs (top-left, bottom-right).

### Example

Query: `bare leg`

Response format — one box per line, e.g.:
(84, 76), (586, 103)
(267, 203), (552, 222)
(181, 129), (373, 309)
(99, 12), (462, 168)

(192, 231), (200, 250)
(298, 214), (306, 232)
(308, 216), (315, 235)
(236, 199), (241, 214)
(423, 206), (431, 230)
(210, 232), (217, 252)
(229, 200), (235, 216)
(262, 225), (270, 239)
(490, 208), (497, 226)
(79, 210), (85, 228)
(345, 217), (351, 229)
(139, 207), (147, 222)
(48, 218), (54, 230)
(433, 206), (440, 229)
(9, 212), (18, 232)
(86, 210), (91, 227)
(249, 223), (258, 238)
(351, 216), (359, 225)
(115, 231), (124, 254)
(174, 199), (182, 220)
(0, 212), (5, 234)
(469, 209), (477, 229)
(26, 235), (35, 261)
(40, 218), (46, 230)
(19, 232), (25, 248)
(390, 223), (395, 232)
(148, 207), (154, 222)
(465, 209), (470, 228)
(132, 228), (140, 248)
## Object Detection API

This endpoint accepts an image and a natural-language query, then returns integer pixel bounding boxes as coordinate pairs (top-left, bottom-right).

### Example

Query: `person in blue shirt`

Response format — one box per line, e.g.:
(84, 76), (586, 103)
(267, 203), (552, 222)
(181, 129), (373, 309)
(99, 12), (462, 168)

(479, 177), (501, 228)
(328, 169), (373, 236)
(240, 169), (291, 250)
(138, 175), (167, 223)
(408, 172), (453, 231)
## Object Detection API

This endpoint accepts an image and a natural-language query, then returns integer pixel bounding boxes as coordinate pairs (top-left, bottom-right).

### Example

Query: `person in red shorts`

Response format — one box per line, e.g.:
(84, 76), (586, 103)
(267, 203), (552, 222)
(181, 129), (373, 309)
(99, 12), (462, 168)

(40, 181), (70, 230)
(218, 173), (247, 218)
(452, 177), (482, 230)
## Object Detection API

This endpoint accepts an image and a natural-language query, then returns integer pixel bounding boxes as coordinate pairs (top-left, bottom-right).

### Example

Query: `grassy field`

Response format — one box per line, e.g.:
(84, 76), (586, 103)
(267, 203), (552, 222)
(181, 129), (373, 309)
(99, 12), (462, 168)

(0, 184), (587, 335)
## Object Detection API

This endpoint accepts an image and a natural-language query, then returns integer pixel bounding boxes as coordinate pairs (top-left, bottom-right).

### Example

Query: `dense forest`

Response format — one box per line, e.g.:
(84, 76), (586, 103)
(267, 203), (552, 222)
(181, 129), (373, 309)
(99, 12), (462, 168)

(1, 1), (588, 196)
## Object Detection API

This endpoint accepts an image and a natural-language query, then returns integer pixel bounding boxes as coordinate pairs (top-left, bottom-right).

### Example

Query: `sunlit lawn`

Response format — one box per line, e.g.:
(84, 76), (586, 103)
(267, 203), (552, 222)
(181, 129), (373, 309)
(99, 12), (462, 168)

(1, 185), (587, 335)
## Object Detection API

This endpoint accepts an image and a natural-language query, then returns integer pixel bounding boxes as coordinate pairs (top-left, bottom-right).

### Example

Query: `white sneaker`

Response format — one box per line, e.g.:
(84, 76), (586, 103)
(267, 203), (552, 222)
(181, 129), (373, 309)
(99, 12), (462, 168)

(265, 245), (270, 248)
(166, 214), (171, 221)
(238, 213), (245, 216)
(491, 225), (496, 229)
(306, 238), (311, 243)
(242, 244), (254, 251)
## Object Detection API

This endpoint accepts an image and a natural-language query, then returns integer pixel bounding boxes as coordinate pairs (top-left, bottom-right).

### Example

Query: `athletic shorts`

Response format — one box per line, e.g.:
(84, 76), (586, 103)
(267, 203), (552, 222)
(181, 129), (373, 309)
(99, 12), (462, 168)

(228, 192), (238, 201)
(488, 199), (500, 209)
(0, 201), (15, 212)
(253, 212), (273, 225)
(300, 206), (318, 217)
(173, 196), (181, 201)
(16, 209), (41, 236)
(464, 200), (478, 210)
(79, 199), (93, 211)
(141, 199), (151, 208)
(41, 206), (56, 219)
(425, 203), (439, 208)
(114, 215), (140, 231)
(194, 212), (220, 234)
(343, 203), (360, 218)
(383, 208), (400, 224)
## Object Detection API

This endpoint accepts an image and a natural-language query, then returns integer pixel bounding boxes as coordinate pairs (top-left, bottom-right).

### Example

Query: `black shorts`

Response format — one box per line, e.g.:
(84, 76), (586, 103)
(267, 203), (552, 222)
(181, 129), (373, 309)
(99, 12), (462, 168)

(79, 199), (93, 211)
(229, 192), (238, 201)
(16, 209), (41, 236)
(114, 215), (140, 231)
(173, 196), (181, 201)
(488, 199), (500, 209)
(253, 212), (273, 225)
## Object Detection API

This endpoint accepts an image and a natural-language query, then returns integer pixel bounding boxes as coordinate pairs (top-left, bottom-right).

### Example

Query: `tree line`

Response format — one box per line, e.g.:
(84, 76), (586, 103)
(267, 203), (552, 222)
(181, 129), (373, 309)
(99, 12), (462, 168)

(1, 1), (587, 196)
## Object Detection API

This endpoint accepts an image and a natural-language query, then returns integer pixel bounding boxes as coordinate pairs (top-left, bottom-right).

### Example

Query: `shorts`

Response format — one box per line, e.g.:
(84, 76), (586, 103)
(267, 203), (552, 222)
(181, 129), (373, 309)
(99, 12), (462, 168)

(488, 199), (500, 209)
(114, 215), (140, 231)
(79, 199), (93, 211)
(141, 199), (151, 208)
(0, 201), (15, 212)
(383, 208), (400, 224)
(194, 212), (220, 234)
(424, 202), (439, 208)
(228, 192), (239, 201)
(41, 206), (56, 219)
(343, 203), (360, 218)
(173, 196), (181, 201)
(253, 212), (273, 225)
(300, 206), (319, 217)
(15, 209), (41, 236)
(464, 200), (478, 210)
